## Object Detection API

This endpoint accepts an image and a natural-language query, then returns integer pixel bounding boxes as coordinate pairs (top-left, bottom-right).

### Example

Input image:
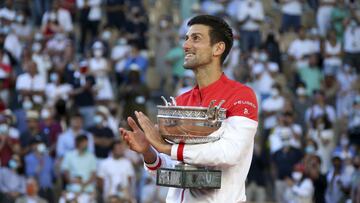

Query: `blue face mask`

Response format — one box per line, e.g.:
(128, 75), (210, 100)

(8, 159), (18, 169)
(68, 184), (82, 193)
(305, 145), (316, 154)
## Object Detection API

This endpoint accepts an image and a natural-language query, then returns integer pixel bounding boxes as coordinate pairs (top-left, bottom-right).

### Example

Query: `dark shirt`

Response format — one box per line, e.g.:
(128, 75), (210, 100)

(312, 174), (327, 203)
(87, 126), (114, 158)
(71, 74), (96, 107)
(39, 121), (62, 147)
(272, 147), (303, 180)
(20, 131), (49, 148)
(247, 151), (268, 186)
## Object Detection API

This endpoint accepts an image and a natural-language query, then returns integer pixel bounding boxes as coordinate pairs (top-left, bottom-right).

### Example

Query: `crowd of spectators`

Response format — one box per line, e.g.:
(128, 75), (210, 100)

(0, 0), (359, 203)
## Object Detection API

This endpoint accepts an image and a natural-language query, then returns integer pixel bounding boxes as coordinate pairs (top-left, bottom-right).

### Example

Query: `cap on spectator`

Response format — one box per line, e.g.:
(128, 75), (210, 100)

(92, 41), (104, 50)
(26, 110), (39, 120)
(268, 63), (279, 72)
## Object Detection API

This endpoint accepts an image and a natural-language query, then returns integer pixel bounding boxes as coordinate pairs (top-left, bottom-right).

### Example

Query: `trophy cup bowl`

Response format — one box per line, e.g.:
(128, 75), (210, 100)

(156, 97), (226, 189)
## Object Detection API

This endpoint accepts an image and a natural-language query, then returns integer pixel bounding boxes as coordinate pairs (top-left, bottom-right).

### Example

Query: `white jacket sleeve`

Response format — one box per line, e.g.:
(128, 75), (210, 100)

(143, 149), (176, 176)
(292, 179), (314, 197)
(170, 116), (258, 167)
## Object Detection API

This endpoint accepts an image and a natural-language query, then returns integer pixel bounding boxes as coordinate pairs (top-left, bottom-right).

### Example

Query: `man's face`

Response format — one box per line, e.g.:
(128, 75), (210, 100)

(71, 117), (83, 130)
(113, 143), (125, 158)
(183, 24), (214, 69)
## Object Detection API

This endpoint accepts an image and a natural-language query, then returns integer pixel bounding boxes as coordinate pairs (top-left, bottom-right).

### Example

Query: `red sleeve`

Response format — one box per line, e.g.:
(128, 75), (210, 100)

(227, 87), (258, 121)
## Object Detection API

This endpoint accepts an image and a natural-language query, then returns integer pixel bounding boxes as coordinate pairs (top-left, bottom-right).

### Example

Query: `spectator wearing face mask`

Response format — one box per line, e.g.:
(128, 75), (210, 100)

(61, 135), (97, 203)
(89, 41), (114, 104)
(284, 163), (314, 203)
(41, 0), (73, 34)
(271, 134), (304, 203)
(24, 141), (55, 202)
(0, 154), (26, 203)
(261, 84), (285, 142)
(15, 178), (47, 203)
(343, 16), (360, 72)
(87, 109), (114, 160)
(39, 108), (63, 155)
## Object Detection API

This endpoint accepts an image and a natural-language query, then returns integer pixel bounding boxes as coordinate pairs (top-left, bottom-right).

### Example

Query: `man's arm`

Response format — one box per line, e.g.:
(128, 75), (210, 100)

(135, 111), (257, 167)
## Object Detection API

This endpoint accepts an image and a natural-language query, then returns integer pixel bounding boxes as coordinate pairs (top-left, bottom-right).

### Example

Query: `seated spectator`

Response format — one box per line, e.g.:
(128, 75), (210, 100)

(336, 64), (358, 118)
(15, 178), (47, 203)
(343, 16), (360, 72)
(24, 141), (55, 202)
(61, 135), (97, 203)
(325, 154), (348, 203)
(317, 0), (336, 36)
(322, 29), (342, 74)
(0, 154), (26, 203)
(97, 140), (135, 202)
(306, 154), (327, 203)
(111, 36), (131, 85)
(123, 43), (148, 84)
(56, 113), (94, 158)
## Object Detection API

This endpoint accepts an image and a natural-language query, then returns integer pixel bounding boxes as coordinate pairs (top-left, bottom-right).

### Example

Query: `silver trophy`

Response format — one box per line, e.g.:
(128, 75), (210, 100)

(156, 96), (226, 189)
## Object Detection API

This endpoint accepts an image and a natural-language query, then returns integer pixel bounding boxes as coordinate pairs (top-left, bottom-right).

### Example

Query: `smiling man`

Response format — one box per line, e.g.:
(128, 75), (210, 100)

(120, 15), (258, 202)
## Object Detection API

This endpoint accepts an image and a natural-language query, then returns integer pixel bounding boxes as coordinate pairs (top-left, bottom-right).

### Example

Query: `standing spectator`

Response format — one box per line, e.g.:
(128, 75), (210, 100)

(89, 41), (114, 104)
(123, 44), (148, 84)
(322, 29), (343, 74)
(24, 141), (55, 202)
(348, 96), (360, 146)
(61, 135), (97, 203)
(105, 0), (127, 31)
(272, 134), (303, 203)
(0, 115), (19, 166)
(41, 0), (74, 34)
(330, 0), (350, 40)
(126, 6), (148, 49)
(263, 33), (282, 71)
(97, 140), (135, 201)
(39, 108), (63, 155)
(119, 66), (149, 120)
(20, 111), (49, 155)
(111, 36), (131, 86)
(288, 27), (318, 70)
(87, 109), (114, 160)
(45, 71), (73, 107)
(56, 113), (94, 158)
(165, 35), (185, 88)
(31, 42), (52, 83)
(0, 155), (26, 203)
(77, 0), (102, 53)
(69, 61), (96, 128)
(343, 17), (360, 72)
(317, 0), (336, 36)
(236, 0), (264, 52)
(307, 155), (327, 203)
(297, 54), (323, 95)
(305, 90), (336, 128)
(15, 178), (48, 203)
(261, 84), (285, 141)
(325, 155), (347, 203)
(293, 86), (311, 130)
(280, 0), (303, 32)
(16, 61), (46, 111)
(284, 163), (314, 203)
(11, 11), (33, 42)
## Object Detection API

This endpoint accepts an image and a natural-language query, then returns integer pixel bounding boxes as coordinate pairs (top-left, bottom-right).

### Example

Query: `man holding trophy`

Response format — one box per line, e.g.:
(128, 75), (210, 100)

(120, 15), (258, 202)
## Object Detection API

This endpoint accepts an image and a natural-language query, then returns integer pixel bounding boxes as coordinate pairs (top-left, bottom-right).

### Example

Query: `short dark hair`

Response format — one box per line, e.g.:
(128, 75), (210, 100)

(111, 139), (123, 151)
(187, 15), (233, 64)
(75, 134), (88, 147)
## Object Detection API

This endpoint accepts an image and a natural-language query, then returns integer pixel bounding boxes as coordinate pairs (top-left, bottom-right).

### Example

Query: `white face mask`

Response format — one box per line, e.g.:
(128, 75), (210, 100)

(23, 100), (33, 110)
(270, 88), (279, 97)
(32, 43), (42, 53)
(101, 30), (112, 40)
(37, 143), (47, 153)
(94, 49), (103, 57)
(94, 115), (103, 125)
(292, 171), (303, 181)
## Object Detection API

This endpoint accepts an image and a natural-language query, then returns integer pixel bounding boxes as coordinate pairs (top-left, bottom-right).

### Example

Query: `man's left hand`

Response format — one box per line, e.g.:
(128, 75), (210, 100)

(135, 111), (172, 155)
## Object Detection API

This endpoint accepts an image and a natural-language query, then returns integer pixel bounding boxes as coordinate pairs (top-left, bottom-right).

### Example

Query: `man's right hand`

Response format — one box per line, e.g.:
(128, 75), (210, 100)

(120, 117), (151, 154)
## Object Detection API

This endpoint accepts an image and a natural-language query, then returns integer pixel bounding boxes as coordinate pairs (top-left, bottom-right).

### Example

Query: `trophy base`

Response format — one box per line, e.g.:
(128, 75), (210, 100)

(156, 164), (221, 189)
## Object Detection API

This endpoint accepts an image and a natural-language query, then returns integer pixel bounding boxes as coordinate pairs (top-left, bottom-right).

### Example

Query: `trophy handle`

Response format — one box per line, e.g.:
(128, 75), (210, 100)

(206, 100), (225, 123)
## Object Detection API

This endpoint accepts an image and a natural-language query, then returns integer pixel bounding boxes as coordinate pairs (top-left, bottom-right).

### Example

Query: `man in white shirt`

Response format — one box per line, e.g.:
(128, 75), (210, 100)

(343, 18), (360, 71)
(41, 0), (73, 33)
(288, 26), (318, 69)
(236, 0), (264, 52)
(15, 61), (46, 110)
(280, 0), (303, 32)
(97, 140), (135, 202)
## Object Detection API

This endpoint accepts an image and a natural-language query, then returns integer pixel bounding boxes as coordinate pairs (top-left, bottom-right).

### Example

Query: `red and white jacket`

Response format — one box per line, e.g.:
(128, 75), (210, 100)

(145, 74), (258, 203)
